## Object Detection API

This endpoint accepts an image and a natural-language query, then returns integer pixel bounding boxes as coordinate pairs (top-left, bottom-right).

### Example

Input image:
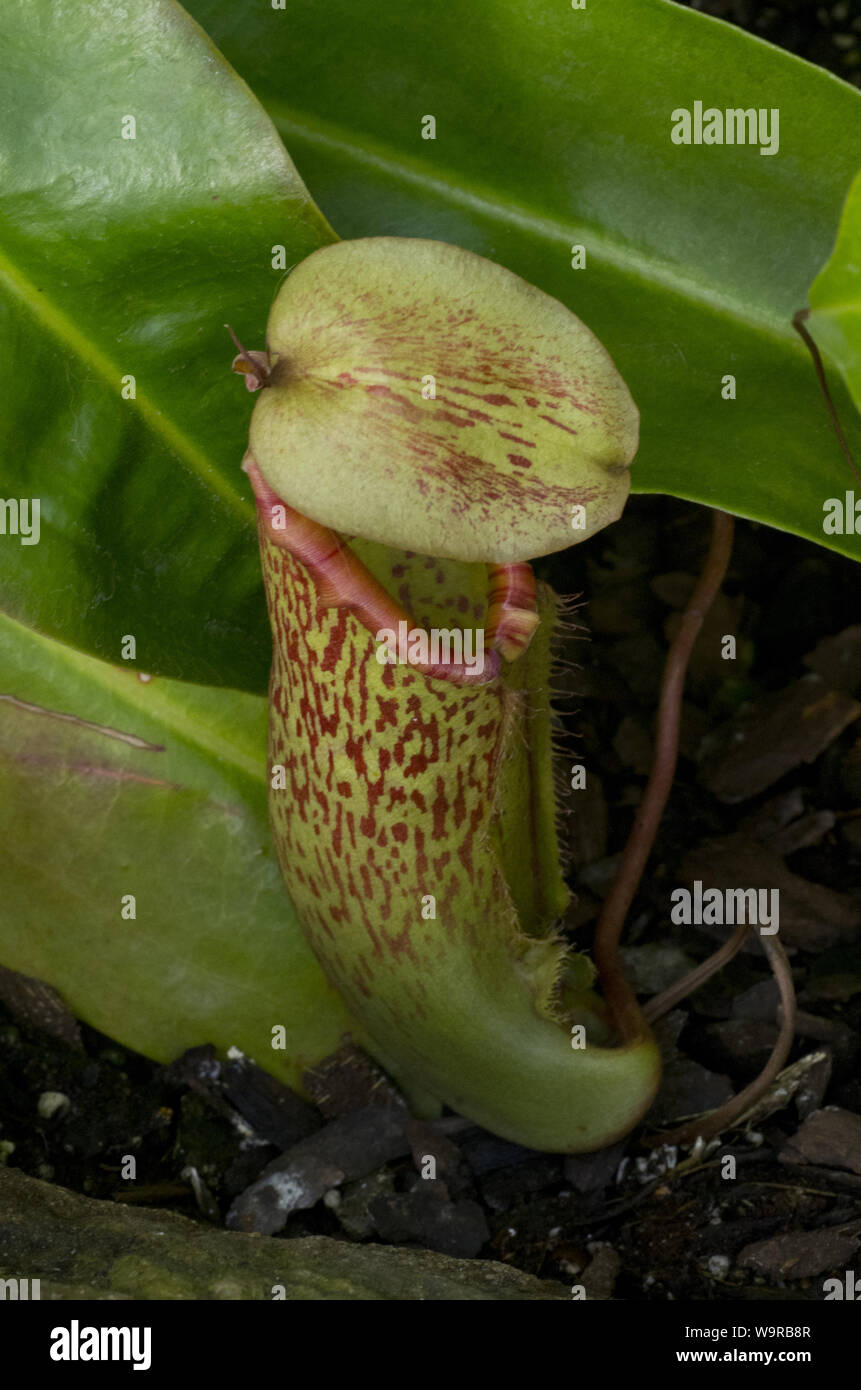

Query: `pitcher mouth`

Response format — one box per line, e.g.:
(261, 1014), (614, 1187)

(241, 448), (506, 688)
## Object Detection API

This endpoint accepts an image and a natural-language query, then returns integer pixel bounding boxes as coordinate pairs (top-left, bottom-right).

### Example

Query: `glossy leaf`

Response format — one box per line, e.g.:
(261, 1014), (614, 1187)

(809, 167), (861, 417)
(0, 0), (335, 692)
(188, 0), (861, 562)
(0, 612), (360, 1088)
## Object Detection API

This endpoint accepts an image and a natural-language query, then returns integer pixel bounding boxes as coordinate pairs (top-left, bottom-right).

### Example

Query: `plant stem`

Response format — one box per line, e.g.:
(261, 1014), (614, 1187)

(792, 308), (861, 487)
(647, 934), (796, 1147)
(593, 509), (736, 1043)
(643, 921), (750, 1023)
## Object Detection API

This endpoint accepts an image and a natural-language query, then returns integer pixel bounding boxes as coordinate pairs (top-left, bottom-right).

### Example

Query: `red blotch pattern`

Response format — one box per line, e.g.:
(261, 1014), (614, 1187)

(262, 533), (511, 1020)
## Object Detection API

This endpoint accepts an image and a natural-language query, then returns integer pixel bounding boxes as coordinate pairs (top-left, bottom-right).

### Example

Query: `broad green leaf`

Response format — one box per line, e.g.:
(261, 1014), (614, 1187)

(809, 167), (861, 417)
(0, 0), (335, 692)
(187, 0), (861, 562)
(0, 611), (359, 1089)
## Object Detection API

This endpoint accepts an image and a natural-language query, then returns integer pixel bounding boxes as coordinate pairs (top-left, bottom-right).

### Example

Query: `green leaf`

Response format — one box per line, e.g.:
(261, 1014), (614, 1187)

(809, 167), (861, 418)
(0, 0), (335, 691)
(0, 612), (359, 1088)
(186, 0), (861, 561)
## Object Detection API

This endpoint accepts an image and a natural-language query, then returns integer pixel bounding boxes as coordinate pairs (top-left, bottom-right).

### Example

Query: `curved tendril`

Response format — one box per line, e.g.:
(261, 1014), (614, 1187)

(593, 510), (736, 1044)
(644, 934), (796, 1148)
(643, 922), (751, 1024)
(792, 308), (861, 487)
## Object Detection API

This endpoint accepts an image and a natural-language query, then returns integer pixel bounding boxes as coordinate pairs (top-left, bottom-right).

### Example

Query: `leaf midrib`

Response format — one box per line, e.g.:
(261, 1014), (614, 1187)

(265, 101), (803, 345)
(0, 612), (265, 784)
(0, 244), (254, 523)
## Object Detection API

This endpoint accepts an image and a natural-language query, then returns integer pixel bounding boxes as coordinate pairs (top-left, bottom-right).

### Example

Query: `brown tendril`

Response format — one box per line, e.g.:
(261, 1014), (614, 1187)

(589, 505), (800, 1147)
(792, 308), (861, 487)
(643, 921), (751, 1024)
(635, 301), (859, 1145)
(644, 934), (796, 1148)
(593, 509), (736, 1043)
